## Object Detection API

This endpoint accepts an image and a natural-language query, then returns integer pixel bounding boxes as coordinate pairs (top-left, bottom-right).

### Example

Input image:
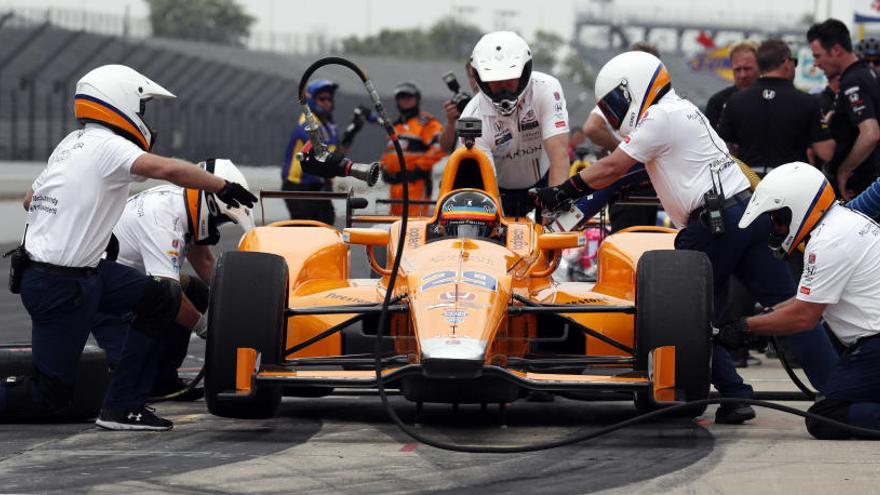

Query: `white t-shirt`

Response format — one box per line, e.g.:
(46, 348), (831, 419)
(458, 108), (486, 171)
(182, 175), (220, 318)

(797, 204), (880, 345)
(458, 71), (569, 189)
(26, 124), (146, 267)
(114, 185), (189, 281)
(618, 90), (750, 228)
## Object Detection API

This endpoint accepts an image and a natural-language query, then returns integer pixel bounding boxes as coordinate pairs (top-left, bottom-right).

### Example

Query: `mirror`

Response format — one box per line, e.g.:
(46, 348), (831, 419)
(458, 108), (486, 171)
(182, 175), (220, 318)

(536, 231), (584, 250)
(343, 228), (390, 246)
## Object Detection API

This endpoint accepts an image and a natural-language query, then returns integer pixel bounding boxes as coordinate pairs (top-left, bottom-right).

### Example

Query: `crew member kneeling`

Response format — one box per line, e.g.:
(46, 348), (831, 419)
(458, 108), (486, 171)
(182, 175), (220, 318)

(5, 65), (256, 431)
(719, 162), (880, 439)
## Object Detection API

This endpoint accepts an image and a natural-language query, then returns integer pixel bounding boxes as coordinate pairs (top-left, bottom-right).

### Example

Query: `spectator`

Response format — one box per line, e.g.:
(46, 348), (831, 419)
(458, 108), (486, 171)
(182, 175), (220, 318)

(808, 19), (880, 199)
(705, 40), (760, 130)
(718, 39), (835, 175)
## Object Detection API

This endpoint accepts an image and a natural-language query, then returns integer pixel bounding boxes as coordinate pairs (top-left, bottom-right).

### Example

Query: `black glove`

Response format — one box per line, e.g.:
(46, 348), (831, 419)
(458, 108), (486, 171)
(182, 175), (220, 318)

(341, 106), (369, 148)
(530, 174), (595, 211)
(216, 180), (257, 209)
(300, 149), (348, 179)
(714, 317), (751, 349)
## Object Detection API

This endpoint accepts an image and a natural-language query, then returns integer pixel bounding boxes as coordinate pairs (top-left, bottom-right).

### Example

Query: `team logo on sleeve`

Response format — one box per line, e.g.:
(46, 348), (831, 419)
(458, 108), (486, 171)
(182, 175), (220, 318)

(799, 286), (811, 295)
(845, 86), (866, 114)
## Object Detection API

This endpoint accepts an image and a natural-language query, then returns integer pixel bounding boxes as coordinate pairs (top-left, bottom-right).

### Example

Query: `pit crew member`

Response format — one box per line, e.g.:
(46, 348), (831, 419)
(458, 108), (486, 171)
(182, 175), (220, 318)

(719, 162), (879, 439)
(7, 64), (257, 431)
(90, 159), (254, 401)
(457, 31), (570, 217)
(532, 51), (839, 424)
(282, 79), (362, 225)
(380, 81), (444, 215)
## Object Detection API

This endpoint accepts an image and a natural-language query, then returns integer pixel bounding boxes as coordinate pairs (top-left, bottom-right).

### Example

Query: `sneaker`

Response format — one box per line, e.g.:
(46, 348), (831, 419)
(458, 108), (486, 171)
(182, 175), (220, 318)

(149, 378), (205, 402)
(96, 406), (173, 431)
(714, 404), (756, 424)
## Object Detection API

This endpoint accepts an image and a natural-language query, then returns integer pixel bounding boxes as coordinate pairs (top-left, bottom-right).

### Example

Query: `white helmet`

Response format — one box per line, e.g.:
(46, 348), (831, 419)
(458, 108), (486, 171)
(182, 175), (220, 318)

(185, 159), (255, 245)
(594, 51), (671, 137)
(75, 64), (176, 151)
(738, 162), (837, 259)
(470, 31), (533, 116)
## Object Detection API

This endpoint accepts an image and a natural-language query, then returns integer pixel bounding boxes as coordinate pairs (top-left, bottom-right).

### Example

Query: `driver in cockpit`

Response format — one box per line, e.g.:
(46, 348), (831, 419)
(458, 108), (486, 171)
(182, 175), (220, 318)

(429, 190), (505, 243)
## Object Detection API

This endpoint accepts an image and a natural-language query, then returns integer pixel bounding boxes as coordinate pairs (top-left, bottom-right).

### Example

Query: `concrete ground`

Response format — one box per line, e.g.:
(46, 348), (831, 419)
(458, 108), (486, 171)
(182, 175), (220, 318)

(0, 162), (878, 494)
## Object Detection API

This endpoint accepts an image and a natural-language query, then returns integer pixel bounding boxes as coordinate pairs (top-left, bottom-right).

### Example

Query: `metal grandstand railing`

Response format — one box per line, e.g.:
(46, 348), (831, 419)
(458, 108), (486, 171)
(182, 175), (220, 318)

(1, 7), (341, 55)
(0, 15), (301, 165)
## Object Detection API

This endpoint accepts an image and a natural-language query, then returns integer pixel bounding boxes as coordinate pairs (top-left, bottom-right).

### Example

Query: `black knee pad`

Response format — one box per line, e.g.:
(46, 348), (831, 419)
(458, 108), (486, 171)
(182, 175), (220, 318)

(180, 274), (210, 313)
(806, 399), (853, 440)
(131, 277), (182, 338)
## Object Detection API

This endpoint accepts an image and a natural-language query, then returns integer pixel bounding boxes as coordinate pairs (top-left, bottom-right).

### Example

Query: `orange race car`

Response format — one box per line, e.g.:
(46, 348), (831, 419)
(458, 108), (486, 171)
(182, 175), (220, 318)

(204, 125), (713, 421)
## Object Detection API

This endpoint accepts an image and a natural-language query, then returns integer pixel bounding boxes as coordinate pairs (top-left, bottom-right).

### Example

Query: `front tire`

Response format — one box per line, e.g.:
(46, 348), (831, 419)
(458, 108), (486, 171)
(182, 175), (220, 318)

(205, 252), (287, 419)
(634, 250), (713, 418)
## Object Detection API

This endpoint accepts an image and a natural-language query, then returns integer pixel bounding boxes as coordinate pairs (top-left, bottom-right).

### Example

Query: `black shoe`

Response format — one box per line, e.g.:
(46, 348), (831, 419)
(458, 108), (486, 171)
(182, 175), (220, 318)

(96, 406), (173, 431)
(149, 378), (205, 402)
(715, 404), (756, 424)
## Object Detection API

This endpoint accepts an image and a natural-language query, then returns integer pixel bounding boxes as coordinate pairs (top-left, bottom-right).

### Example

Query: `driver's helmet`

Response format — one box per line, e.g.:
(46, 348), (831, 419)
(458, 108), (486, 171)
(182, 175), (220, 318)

(439, 190), (500, 239)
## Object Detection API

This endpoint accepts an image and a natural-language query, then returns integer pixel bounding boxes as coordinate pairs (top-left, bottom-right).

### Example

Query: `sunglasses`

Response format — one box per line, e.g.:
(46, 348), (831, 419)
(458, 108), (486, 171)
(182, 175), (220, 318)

(788, 57), (799, 67)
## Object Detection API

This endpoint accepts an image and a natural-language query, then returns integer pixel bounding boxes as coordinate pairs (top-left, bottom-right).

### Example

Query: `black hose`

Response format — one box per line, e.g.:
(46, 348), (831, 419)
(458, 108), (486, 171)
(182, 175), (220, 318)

(770, 336), (817, 400)
(299, 57), (880, 454)
(148, 365), (205, 403)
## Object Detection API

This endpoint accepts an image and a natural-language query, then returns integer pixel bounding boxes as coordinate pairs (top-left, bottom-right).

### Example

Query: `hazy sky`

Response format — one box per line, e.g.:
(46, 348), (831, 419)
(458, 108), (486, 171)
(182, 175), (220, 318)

(1, 0), (854, 41)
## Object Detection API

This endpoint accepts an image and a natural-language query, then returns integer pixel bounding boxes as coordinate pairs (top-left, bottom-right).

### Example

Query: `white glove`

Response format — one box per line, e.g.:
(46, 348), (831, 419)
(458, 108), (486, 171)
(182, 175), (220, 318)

(193, 312), (208, 339)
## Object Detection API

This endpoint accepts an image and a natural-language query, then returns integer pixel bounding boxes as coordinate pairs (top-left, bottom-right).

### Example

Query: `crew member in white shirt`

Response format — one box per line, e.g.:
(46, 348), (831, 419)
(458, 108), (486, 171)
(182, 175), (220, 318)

(456, 31), (570, 217)
(720, 162), (880, 439)
(3, 65), (256, 431)
(91, 159), (254, 401)
(532, 52), (838, 425)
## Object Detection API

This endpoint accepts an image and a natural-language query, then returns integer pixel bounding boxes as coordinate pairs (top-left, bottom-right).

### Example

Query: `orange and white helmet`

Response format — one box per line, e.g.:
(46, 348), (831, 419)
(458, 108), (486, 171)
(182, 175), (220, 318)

(738, 162), (837, 259)
(594, 51), (671, 137)
(74, 64), (175, 151)
(185, 159), (255, 245)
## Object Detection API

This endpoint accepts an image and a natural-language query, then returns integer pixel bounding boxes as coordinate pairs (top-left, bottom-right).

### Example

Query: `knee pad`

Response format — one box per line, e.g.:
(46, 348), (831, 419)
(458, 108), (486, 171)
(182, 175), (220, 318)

(806, 399), (853, 440)
(131, 277), (182, 338)
(180, 274), (210, 313)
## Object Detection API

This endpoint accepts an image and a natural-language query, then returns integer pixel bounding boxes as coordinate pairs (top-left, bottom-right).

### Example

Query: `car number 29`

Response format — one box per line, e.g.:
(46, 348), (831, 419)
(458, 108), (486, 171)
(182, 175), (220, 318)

(420, 270), (497, 291)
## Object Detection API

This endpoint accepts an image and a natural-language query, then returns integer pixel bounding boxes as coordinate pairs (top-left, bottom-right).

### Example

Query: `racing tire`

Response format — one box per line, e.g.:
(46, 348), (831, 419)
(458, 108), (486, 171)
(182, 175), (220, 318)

(634, 250), (713, 418)
(206, 252), (286, 419)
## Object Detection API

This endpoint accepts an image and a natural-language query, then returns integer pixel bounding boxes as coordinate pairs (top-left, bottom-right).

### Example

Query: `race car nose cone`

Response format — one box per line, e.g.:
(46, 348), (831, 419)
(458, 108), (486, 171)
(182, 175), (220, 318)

(421, 336), (487, 379)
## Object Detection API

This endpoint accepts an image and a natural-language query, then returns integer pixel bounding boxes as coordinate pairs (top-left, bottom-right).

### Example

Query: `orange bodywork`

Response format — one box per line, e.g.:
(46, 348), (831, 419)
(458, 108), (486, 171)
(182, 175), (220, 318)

(233, 146), (680, 399)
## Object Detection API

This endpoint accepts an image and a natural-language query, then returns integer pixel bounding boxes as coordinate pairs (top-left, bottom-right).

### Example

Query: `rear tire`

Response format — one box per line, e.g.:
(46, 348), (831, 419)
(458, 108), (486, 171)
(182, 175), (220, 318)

(206, 252), (286, 419)
(634, 250), (713, 418)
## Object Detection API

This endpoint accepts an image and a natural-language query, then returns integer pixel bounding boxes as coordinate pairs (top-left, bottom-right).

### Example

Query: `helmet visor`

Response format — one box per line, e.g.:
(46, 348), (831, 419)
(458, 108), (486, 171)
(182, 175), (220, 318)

(597, 82), (631, 130)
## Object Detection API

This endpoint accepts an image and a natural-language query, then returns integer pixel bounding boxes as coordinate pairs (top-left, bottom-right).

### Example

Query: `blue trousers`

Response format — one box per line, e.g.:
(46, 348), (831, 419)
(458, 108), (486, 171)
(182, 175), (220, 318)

(500, 175), (548, 217)
(0, 260), (160, 415)
(91, 312), (191, 392)
(825, 337), (880, 428)
(675, 198), (839, 398)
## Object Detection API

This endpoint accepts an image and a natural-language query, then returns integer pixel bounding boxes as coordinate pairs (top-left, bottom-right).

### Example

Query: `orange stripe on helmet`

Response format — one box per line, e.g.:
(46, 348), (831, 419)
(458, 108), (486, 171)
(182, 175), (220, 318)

(789, 181), (836, 253)
(184, 187), (201, 234)
(74, 98), (149, 150)
(638, 65), (670, 119)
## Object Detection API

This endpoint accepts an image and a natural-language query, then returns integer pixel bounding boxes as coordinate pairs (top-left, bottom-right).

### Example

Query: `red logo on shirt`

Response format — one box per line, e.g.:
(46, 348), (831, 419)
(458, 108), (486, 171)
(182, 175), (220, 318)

(799, 286), (811, 295)
(554, 91), (560, 101)
(172, 239), (179, 248)
(555, 121), (566, 128)
(624, 135), (631, 143)
(808, 253), (816, 264)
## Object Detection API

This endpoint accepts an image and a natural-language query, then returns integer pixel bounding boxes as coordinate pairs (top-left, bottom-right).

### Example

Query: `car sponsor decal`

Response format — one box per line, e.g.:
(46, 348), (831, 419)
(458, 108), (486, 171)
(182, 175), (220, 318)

(439, 290), (475, 302)
(420, 270), (497, 291)
(442, 309), (468, 324)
